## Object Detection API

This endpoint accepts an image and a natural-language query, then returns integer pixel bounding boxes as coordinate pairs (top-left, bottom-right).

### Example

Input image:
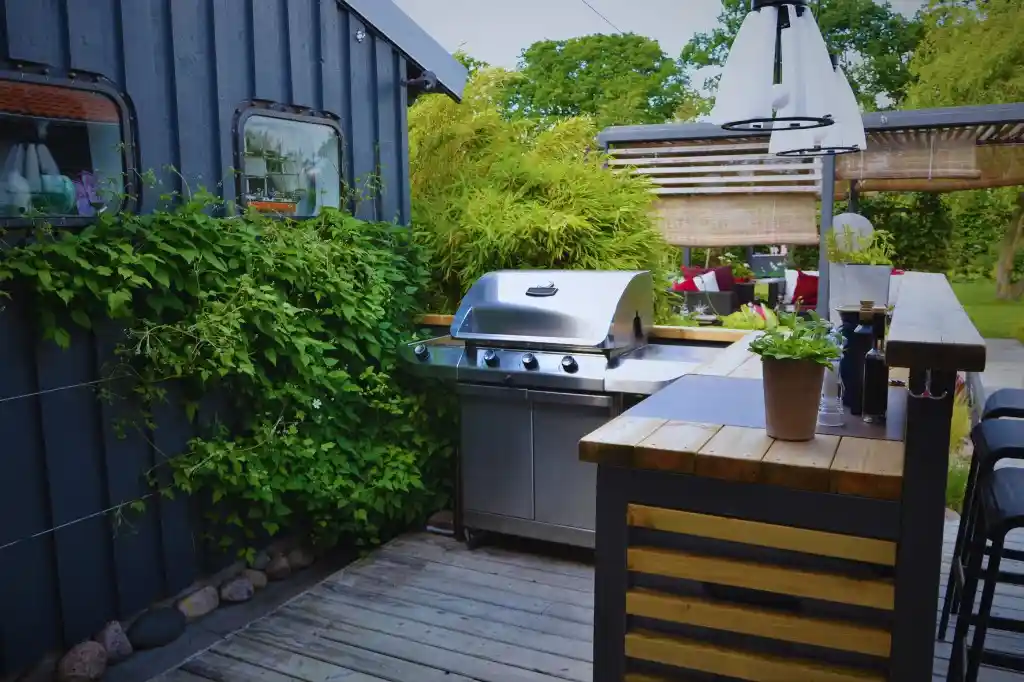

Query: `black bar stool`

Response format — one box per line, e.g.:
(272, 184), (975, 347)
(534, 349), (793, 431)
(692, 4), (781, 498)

(939, 389), (1024, 640)
(948, 462), (1024, 681)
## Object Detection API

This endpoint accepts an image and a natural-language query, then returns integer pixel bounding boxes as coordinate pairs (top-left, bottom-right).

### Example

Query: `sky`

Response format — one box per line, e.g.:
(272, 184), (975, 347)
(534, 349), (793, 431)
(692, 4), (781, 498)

(391, 0), (928, 70)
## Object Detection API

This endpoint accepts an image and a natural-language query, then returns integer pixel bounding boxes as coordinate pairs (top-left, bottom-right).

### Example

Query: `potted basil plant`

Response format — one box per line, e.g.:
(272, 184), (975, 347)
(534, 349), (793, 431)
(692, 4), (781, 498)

(826, 226), (895, 323)
(749, 315), (842, 441)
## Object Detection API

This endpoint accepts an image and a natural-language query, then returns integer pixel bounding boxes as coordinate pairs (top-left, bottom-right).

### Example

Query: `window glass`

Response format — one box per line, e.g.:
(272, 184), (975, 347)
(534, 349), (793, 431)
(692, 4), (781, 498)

(0, 79), (126, 219)
(241, 114), (342, 216)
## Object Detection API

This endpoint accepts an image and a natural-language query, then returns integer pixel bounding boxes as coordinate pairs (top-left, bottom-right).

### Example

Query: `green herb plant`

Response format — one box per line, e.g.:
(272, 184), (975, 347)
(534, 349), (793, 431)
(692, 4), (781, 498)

(0, 186), (456, 553)
(826, 226), (896, 266)
(748, 315), (842, 367)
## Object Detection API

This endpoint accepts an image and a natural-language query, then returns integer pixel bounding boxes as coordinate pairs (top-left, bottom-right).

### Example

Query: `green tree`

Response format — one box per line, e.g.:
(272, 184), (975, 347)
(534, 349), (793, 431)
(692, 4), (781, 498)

(505, 33), (694, 128)
(681, 0), (923, 108)
(454, 50), (490, 77)
(905, 0), (1024, 299)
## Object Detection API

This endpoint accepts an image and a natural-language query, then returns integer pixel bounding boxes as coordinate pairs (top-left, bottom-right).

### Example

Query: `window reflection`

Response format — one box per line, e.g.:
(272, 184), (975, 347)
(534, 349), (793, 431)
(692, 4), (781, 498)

(241, 114), (342, 216)
(0, 80), (127, 219)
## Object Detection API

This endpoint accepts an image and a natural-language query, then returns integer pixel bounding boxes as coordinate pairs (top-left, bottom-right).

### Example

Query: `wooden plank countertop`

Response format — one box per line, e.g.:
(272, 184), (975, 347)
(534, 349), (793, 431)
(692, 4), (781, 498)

(580, 334), (910, 501)
(885, 271), (986, 372)
(415, 314), (751, 344)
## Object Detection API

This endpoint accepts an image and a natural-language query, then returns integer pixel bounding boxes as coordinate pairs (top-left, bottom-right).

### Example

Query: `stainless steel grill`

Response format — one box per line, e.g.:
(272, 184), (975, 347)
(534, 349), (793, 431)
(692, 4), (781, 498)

(401, 270), (724, 549)
(404, 270), (716, 395)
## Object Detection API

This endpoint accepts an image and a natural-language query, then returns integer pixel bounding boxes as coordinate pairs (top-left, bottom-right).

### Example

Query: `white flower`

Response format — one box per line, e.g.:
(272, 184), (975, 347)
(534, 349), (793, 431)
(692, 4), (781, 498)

(312, 398), (322, 410)
(693, 303), (708, 316)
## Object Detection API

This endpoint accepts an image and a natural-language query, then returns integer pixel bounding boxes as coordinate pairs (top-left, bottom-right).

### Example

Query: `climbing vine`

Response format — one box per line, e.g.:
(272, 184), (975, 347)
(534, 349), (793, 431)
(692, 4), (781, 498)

(0, 190), (456, 551)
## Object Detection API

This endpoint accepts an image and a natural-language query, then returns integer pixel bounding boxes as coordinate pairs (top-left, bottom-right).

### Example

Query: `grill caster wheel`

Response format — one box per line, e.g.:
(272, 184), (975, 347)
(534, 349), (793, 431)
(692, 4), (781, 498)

(464, 528), (488, 551)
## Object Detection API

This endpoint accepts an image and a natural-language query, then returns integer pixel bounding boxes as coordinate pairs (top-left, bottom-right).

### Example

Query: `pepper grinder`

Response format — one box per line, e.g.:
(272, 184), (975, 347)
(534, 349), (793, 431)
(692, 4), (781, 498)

(845, 301), (875, 416)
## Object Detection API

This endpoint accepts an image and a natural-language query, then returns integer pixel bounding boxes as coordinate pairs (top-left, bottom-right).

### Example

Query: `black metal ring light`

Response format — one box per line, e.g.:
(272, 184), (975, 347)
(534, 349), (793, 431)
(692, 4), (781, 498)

(774, 54), (861, 156)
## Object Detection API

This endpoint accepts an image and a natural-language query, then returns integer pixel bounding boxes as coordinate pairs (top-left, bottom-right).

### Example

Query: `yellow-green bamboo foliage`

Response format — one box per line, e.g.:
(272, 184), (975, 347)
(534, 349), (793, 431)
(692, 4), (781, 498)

(409, 68), (677, 320)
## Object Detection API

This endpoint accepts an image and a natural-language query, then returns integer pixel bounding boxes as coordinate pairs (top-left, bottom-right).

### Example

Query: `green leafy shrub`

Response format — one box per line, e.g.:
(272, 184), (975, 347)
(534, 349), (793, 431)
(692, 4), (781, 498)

(0, 193), (454, 550)
(408, 68), (678, 321)
(859, 193), (953, 272)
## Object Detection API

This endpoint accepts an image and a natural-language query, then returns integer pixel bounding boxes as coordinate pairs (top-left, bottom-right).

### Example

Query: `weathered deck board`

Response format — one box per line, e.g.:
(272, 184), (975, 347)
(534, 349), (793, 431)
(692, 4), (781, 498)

(153, 525), (1024, 682)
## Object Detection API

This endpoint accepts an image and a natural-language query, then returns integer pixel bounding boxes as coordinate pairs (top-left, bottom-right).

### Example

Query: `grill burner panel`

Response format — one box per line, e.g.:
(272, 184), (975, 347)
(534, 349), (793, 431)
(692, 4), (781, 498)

(459, 346), (608, 392)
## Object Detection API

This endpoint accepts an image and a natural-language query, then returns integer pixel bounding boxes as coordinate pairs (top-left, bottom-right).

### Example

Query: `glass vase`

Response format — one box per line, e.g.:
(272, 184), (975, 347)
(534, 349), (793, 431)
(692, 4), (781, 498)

(817, 359), (844, 427)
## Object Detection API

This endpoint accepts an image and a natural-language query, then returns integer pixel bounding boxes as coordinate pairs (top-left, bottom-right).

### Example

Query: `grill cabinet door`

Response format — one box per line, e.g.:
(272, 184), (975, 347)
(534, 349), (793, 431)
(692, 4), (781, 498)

(458, 384), (534, 520)
(530, 391), (615, 531)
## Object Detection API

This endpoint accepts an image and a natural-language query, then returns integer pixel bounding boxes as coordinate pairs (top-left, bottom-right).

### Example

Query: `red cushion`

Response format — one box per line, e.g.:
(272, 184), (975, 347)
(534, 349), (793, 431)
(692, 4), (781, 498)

(792, 271), (819, 307)
(672, 277), (700, 293)
(680, 266), (708, 280)
(712, 265), (735, 292)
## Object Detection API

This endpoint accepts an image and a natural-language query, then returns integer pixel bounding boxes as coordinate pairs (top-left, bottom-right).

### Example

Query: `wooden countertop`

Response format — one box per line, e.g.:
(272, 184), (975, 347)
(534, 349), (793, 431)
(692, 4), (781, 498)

(580, 335), (909, 501)
(886, 272), (986, 372)
(415, 314), (751, 344)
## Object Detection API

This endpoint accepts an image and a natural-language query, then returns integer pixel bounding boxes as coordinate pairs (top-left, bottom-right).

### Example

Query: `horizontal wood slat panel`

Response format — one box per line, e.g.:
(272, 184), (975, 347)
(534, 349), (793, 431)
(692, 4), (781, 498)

(609, 142), (772, 156)
(625, 631), (885, 682)
(648, 175), (821, 186)
(627, 547), (895, 610)
(609, 141), (821, 199)
(626, 589), (891, 657)
(626, 505), (897, 566)
(654, 185), (821, 195)
(629, 163), (821, 175)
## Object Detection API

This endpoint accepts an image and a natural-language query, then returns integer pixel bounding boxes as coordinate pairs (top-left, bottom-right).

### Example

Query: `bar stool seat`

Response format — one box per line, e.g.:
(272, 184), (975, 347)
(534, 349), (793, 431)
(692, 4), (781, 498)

(949, 465), (1024, 681)
(983, 388), (1024, 421)
(939, 413), (1024, 640)
(981, 467), (1024, 535)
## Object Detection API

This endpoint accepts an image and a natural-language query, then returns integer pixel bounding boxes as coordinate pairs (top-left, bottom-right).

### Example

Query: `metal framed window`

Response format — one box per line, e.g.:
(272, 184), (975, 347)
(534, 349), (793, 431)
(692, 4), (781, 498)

(0, 68), (136, 227)
(234, 104), (344, 218)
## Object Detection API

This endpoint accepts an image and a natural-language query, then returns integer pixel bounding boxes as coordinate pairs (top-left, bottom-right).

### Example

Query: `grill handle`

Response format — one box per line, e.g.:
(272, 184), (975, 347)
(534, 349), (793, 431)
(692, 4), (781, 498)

(528, 390), (614, 409)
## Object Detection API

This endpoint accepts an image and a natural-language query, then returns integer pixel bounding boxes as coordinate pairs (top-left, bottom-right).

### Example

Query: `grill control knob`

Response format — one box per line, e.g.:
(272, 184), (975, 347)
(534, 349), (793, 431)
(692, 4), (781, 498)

(482, 349), (499, 367)
(561, 356), (579, 374)
(413, 343), (429, 361)
(522, 353), (539, 370)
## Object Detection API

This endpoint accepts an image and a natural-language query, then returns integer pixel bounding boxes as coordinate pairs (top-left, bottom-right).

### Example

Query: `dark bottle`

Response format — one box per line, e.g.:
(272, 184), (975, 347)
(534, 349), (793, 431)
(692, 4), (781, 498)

(863, 306), (889, 421)
(862, 334), (888, 423)
(845, 301), (876, 416)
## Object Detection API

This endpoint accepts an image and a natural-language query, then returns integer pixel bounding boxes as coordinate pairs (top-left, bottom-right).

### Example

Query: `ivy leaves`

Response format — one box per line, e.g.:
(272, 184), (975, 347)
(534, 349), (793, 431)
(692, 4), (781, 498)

(1, 195), (454, 550)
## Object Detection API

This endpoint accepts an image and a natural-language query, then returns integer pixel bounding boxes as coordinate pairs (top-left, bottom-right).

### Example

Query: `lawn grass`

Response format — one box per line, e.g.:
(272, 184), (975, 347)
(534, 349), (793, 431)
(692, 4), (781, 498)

(950, 279), (1024, 339)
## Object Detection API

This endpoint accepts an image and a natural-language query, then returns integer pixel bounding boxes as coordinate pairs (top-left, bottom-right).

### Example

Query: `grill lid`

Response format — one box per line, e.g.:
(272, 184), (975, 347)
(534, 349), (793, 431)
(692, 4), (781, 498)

(450, 270), (654, 351)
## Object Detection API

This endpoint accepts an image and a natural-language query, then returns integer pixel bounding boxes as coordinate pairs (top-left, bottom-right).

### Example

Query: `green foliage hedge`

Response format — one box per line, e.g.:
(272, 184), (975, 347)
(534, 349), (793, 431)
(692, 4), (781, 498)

(0, 193), (454, 551)
(408, 69), (679, 322)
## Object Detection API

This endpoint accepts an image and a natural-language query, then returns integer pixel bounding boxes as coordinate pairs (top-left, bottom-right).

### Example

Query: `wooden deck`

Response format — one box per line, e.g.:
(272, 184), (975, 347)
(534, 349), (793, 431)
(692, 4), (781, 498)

(154, 524), (1024, 682)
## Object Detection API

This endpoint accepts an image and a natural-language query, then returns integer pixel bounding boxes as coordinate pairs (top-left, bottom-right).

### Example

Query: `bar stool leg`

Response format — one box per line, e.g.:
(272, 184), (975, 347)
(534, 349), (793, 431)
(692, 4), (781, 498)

(941, 460), (982, 639)
(967, 535), (1005, 682)
(949, 521), (987, 682)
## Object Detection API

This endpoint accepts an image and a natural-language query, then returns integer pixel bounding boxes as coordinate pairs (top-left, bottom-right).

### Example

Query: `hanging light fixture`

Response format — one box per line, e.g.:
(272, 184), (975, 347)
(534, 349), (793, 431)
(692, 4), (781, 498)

(709, 0), (837, 132)
(771, 55), (867, 157)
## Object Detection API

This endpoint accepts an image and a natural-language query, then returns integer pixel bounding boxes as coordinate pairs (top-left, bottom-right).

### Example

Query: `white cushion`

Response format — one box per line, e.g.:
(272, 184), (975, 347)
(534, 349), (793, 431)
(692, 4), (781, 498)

(784, 269), (799, 304)
(695, 272), (719, 292)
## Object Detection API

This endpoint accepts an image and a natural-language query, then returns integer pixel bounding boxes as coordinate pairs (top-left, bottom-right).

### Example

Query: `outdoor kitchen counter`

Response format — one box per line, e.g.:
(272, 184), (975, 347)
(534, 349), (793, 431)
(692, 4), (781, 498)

(580, 271), (987, 682)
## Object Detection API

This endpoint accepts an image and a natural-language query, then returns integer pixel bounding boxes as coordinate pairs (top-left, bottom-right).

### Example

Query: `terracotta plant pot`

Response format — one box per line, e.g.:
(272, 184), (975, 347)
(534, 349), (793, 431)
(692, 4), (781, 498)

(762, 358), (826, 441)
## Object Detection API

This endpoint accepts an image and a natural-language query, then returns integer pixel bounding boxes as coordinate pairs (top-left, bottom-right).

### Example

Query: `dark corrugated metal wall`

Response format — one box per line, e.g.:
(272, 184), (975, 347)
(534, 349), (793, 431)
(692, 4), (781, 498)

(0, 0), (414, 674)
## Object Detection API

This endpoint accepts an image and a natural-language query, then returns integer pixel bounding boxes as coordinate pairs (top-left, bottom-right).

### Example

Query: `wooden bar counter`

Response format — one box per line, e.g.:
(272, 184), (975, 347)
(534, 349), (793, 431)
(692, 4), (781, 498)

(580, 273), (986, 682)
